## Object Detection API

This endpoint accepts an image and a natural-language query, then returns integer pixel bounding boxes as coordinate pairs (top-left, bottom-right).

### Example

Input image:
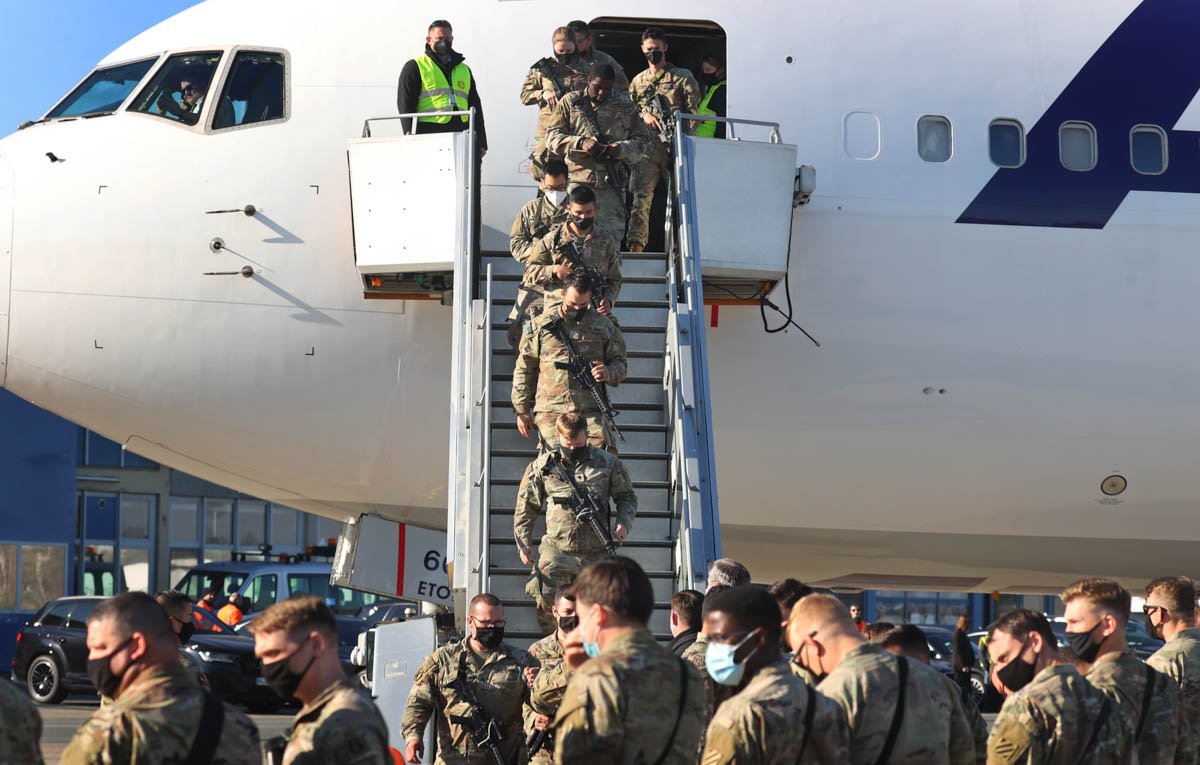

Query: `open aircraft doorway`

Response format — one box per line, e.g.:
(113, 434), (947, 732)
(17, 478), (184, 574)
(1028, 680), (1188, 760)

(589, 17), (726, 253)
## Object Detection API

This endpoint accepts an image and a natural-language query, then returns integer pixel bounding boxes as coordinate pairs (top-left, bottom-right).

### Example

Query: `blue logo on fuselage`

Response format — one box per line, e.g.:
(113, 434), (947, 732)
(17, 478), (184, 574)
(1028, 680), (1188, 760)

(958, 0), (1200, 229)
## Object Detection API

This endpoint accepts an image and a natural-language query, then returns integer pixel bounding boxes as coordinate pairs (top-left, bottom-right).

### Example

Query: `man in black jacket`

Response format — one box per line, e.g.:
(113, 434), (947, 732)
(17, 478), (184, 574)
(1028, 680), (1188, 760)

(396, 19), (488, 154)
(669, 589), (704, 656)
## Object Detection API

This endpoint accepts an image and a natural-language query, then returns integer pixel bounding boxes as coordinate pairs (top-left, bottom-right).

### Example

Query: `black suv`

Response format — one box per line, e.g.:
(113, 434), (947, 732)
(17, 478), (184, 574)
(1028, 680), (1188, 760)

(11, 596), (278, 709)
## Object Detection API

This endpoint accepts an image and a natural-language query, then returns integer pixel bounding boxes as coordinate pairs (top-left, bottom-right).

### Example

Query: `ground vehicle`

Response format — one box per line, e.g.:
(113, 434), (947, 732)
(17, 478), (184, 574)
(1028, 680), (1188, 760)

(174, 560), (384, 623)
(11, 595), (276, 707)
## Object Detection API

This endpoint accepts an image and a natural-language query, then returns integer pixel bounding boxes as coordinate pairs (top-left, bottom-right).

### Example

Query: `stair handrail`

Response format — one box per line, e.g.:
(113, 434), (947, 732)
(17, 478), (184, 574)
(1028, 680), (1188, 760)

(663, 112), (722, 590)
(475, 264), (494, 593)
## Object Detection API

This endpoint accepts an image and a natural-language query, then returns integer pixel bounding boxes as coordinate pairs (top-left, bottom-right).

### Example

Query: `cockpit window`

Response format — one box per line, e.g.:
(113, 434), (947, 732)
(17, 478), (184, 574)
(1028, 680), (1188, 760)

(46, 58), (158, 119)
(128, 51), (222, 126)
(213, 51), (286, 130)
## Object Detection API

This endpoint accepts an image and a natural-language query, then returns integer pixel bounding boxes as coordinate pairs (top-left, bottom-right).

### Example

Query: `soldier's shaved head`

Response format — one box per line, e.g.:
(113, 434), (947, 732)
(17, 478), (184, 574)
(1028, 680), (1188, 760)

(788, 594), (857, 639)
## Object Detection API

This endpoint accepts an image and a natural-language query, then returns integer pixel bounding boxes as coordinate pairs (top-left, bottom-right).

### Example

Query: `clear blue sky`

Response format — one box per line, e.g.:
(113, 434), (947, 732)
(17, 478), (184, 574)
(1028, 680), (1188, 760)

(0, 1), (200, 133)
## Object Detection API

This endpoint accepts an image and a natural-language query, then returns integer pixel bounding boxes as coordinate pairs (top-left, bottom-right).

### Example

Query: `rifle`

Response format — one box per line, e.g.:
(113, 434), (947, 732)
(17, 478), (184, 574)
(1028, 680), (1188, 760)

(535, 431), (619, 555)
(526, 729), (552, 761)
(576, 97), (630, 194)
(554, 236), (610, 310)
(642, 88), (676, 148)
(446, 653), (508, 765)
(533, 57), (565, 101)
(542, 317), (624, 443)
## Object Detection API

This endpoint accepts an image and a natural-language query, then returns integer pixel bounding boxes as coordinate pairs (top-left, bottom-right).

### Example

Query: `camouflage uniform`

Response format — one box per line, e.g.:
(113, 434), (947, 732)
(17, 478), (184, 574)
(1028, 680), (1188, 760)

(1148, 627), (1200, 738)
(0, 676), (43, 765)
(933, 669), (987, 764)
(580, 48), (630, 93)
(700, 658), (850, 764)
(510, 195), (570, 265)
(514, 444), (636, 618)
(279, 679), (389, 765)
(626, 64), (701, 250)
(818, 642), (975, 765)
(520, 56), (589, 181)
(60, 664), (260, 765)
(1086, 649), (1195, 765)
(987, 662), (1134, 764)
(524, 631), (570, 765)
(507, 196), (571, 349)
(545, 90), (650, 244)
(522, 223), (622, 302)
(511, 303), (628, 449)
(680, 632), (734, 714)
(400, 638), (536, 765)
(552, 628), (709, 764)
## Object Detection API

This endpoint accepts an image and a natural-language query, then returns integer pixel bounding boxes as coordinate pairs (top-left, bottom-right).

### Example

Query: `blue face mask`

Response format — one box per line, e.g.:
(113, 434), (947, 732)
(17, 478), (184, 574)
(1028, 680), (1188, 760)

(706, 629), (760, 686)
(582, 609), (602, 658)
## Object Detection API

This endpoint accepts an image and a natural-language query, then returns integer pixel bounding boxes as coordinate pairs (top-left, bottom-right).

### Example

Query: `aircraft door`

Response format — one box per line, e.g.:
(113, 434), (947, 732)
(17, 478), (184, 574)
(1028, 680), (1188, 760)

(0, 151), (12, 386)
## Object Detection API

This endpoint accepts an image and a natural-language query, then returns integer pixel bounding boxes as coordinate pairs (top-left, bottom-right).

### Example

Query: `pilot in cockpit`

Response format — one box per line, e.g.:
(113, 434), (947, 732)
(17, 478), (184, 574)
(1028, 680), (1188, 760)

(155, 72), (208, 125)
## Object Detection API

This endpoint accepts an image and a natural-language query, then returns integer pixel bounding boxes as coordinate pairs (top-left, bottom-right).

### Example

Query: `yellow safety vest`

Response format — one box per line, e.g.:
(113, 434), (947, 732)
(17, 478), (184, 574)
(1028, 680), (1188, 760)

(415, 54), (471, 123)
(695, 80), (726, 138)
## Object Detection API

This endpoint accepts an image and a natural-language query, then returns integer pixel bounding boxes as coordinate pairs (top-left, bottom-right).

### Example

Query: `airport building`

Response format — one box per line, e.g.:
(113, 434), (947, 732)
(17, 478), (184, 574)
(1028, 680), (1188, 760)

(0, 388), (1057, 666)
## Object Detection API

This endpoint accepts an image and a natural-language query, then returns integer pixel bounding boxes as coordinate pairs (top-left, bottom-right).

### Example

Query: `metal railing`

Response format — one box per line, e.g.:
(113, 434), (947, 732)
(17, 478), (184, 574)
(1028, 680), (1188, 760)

(472, 264), (494, 593)
(661, 113), (724, 589)
(361, 109), (475, 138)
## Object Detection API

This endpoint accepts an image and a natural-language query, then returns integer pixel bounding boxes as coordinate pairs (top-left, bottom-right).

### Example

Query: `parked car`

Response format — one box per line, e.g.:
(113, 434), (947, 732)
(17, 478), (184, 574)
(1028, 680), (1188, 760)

(11, 595), (277, 709)
(357, 600), (416, 626)
(174, 560), (384, 625)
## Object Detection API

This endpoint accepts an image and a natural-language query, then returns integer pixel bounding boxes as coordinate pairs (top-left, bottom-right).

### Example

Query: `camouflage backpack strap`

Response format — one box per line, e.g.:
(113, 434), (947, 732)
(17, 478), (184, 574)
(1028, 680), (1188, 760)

(795, 683), (817, 763)
(183, 689), (225, 765)
(1079, 695), (1114, 765)
(1136, 663), (1157, 743)
(873, 655), (908, 765)
(651, 658), (691, 765)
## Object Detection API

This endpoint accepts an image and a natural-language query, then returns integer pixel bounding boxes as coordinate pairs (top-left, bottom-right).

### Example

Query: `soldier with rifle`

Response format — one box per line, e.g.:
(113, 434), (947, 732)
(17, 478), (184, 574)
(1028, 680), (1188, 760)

(514, 412), (637, 633)
(627, 27), (701, 253)
(401, 594), (536, 765)
(512, 271), (628, 451)
(521, 184), (622, 317)
(523, 587), (578, 765)
(520, 26), (589, 182)
(546, 62), (650, 246)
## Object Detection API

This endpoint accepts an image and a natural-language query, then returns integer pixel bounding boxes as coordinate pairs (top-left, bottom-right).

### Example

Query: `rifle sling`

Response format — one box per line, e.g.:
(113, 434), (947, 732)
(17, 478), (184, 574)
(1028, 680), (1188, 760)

(652, 658), (691, 765)
(874, 655), (907, 765)
(1136, 663), (1156, 742)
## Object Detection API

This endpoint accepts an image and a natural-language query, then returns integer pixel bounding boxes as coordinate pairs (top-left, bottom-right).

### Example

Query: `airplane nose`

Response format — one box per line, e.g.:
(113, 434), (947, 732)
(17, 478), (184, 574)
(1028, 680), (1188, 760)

(0, 150), (11, 387)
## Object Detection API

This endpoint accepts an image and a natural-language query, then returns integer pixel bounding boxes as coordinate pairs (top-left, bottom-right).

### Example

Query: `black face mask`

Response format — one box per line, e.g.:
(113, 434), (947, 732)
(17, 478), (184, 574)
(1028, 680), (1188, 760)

(88, 636), (134, 698)
(432, 39), (451, 56)
(262, 644), (316, 700)
(1064, 623), (1105, 664)
(1146, 613), (1164, 640)
(572, 215), (594, 230)
(563, 305), (588, 321)
(558, 615), (579, 633)
(561, 445), (588, 462)
(555, 52), (579, 65)
(474, 626), (505, 650)
(996, 649), (1037, 694)
(645, 50), (665, 65)
(700, 71), (722, 86)
(177, 621), (195, 645)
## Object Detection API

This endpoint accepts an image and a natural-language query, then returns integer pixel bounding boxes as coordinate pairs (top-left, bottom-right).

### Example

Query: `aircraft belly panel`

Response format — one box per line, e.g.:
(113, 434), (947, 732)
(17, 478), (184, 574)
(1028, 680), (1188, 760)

(0, 153), (10, 386)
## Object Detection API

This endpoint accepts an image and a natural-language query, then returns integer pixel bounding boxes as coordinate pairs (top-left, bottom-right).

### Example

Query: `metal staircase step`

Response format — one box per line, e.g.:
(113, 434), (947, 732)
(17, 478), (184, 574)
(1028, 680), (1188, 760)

(488, 301), (669, 329)
(490, 483), (670, 510)
(486, 274), (670, 302)
(491, 351), (665, 380)
(490, 399), (666, 425)
(490, 327), (667, 353)
(491, 454), (667, 484)
(489, 514), (679, 543)
(489, 423), (667, 454)
(480, 255), (668, 279)
(488, 569), (678, 602)
(491, 379), (664, 408)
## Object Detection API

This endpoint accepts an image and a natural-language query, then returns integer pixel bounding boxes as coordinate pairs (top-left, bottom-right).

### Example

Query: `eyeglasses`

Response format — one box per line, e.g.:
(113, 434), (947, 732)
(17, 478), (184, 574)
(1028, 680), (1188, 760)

(471, 619), (506, 628)
(181, 84), (199, 94)
(1143, 604), (1167, 615)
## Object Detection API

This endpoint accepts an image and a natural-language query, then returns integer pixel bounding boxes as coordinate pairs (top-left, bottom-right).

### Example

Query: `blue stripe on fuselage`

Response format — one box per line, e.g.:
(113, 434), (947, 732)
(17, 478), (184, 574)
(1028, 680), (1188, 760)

(957, 0), (1200, 229)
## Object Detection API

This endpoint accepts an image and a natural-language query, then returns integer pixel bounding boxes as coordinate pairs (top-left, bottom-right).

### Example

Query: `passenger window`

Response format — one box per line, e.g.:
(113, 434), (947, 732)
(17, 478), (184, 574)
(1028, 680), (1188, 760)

(1060, 121), (1097, 171)
(844, 111), (881, 160)
(65, 600), (98, 629)
(46, 58), (158, 119)
(1131, 125), (1167, 175)
(40, 603), (71, 627)
(917, 115), (952, 163)
(245, 574), (277, 612)
(989, 119), (1025, 168)
(213, 51), (286, 130)
(128, 51), (223, 126)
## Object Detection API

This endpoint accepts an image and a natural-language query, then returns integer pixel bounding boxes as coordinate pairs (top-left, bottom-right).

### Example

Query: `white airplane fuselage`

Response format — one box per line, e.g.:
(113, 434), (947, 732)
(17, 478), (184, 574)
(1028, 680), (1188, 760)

(1, 0), (1197, 592)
